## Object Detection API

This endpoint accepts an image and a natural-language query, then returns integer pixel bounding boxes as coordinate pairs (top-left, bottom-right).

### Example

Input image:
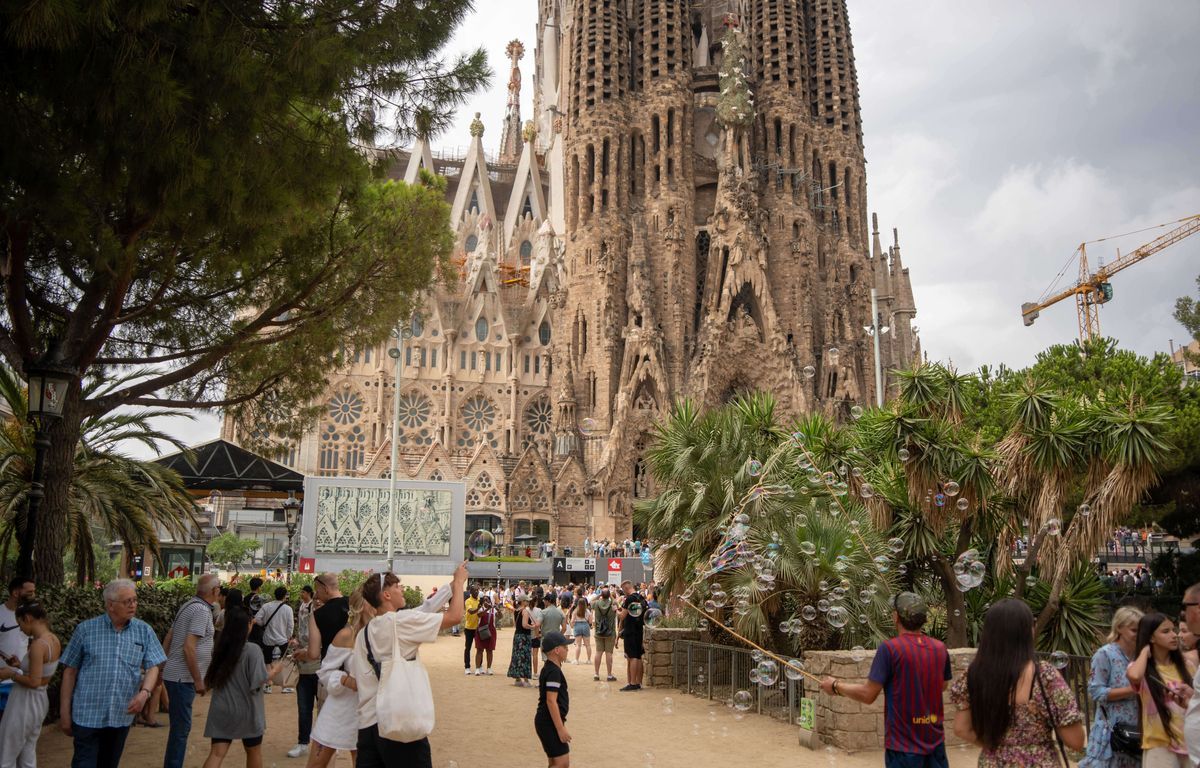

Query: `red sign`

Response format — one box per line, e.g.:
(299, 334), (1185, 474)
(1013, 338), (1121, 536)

(607, 558), (622, 572)
(298, 557), (316, 574)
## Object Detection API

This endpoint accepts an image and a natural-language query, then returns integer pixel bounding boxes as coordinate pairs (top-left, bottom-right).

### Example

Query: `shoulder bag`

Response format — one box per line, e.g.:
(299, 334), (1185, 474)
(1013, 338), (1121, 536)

(1034, 663), (1071, 768)
(477, 611), (493, 643)
(248, 602), (285, 646)
(1100, 703), (1142, 757)
(365, 619), (436, 743)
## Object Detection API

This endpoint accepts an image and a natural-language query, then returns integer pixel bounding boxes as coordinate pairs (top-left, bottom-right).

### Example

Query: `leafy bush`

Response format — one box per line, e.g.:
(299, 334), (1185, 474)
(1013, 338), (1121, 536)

(41, 580), (192, 649)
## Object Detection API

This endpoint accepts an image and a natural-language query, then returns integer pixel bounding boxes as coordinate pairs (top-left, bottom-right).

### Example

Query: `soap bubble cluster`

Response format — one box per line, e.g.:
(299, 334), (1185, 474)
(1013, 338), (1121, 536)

(953, 549), (986, 591)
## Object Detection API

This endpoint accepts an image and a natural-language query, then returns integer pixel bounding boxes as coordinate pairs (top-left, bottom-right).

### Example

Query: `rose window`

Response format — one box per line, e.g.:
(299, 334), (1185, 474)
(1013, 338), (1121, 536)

(328, 391), (364, 425)
(525, 398), (552, 435)
(396, 392), (434, 448)
(457, 395), (498, 449)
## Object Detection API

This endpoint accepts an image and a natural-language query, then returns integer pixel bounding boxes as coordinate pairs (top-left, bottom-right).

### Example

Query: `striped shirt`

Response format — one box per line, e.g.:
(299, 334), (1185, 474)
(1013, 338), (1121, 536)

(868, 632), (951, 755)
(62, 614), (167, 728)
(163, 597), (215, 684)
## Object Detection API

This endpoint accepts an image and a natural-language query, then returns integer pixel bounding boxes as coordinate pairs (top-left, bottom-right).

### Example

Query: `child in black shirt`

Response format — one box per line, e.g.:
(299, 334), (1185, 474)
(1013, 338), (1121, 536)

(535, 631), (571, 766)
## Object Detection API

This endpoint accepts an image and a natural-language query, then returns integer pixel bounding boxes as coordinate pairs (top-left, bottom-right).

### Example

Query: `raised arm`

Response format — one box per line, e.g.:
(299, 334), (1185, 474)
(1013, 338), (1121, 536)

(439, 562), (469, 630)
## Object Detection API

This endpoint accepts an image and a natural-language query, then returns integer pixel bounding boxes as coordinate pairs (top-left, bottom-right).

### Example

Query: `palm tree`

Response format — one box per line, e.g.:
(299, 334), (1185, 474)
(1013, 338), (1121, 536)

(0, 367), (199, 583)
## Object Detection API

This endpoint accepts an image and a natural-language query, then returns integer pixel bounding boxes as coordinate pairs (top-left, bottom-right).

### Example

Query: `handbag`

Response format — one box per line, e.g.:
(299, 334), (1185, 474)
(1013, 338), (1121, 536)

(248, 602), (285, 646)
(477, 622), (492, 642)
(364, 619), (436, 743)
(1108, 717), (1142, 757)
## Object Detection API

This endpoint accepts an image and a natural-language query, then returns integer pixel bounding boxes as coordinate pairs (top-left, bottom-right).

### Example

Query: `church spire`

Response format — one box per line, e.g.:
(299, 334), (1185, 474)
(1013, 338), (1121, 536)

(498, 40), (526, 165)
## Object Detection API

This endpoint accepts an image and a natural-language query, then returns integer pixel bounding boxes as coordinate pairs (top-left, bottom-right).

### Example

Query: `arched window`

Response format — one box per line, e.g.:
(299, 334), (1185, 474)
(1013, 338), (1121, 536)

(411, 314), (424, 337)
(345, 426), (367, 471)
(475, 317), (489, 342)
(519, 240), (533, 265)
(465, 234), (479, 252)
(538, 321), (551, 346)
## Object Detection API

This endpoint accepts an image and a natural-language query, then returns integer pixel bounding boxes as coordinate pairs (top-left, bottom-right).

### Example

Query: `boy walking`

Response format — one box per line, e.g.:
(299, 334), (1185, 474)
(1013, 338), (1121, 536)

(535, 632), (571, 767)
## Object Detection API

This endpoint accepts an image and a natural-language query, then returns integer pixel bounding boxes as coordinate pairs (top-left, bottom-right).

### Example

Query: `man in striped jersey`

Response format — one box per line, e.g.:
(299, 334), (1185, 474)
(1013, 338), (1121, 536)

(820, 592), (951, 768)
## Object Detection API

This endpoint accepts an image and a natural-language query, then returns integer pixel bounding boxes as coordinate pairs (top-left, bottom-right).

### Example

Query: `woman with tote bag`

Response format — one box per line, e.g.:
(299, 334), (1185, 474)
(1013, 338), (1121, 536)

(352, 563), (467, 768)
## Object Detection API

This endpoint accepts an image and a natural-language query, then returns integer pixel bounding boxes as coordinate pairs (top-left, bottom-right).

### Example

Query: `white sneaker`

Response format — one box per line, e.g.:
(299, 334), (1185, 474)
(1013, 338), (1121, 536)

(475, 669), (483, 676)
(466, 668), (473, 676)
(287, 744), (309, 758)
(281, 687), (295, 694)
(264, 685), (273, 694)
(486, 668), (494, 676)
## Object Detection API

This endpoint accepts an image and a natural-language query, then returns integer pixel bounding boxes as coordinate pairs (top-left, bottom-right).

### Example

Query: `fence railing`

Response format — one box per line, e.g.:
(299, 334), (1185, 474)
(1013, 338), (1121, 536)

(670, 639), (1096, 730)
(671, 639), (804, 724)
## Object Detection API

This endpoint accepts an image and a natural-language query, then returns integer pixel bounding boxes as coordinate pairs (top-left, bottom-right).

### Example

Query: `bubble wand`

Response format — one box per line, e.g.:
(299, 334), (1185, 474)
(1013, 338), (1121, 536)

(678, 596), (821, 684)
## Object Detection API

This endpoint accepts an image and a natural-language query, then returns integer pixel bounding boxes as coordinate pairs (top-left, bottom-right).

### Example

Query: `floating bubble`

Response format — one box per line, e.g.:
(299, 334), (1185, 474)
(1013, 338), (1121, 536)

(756, 660), (780, 686)
(1045, 518), (1062, 536)
(783, 659), (803, 680)
(969, 560), (986, 581)
(746, 458), (764, 477)
(822, 471), (836, 484)
(858, 614), (869, 625)
(662, 697), (674, 714)
(888, 537), (905, 554)
(944, 481), (960, 497)
(850, 646), (866, 663)
(627, 601), (645, 619)
(817, 599), (831, 613)
(645, 608), (663, 628)
(934, 493), (946, 507)
(826, 606), (850, 628)
(732, 690), (754, 712)
(467, 529), (495, 558)
(1025, 575), (1038, 588)
(711, 590), (728, 608)
(842, 538), (854, 549)
(680, 527), (694, 542)
(850, 405), (864, 419)
(956, 497), (970, 511)
(827, 347), (840, 364)
(751, 649), (764, 663)
(749, 667), (761, 684)
(859, 483), (875, 499)
(703, 599), (717, 613)
(597, 682), (611, 699)
(696, 673), (706, 684)
(873, 555), (891, 573)
(698, 618), (709, 630)
(734, 512), (750, 525)
(1050, 650), (1069, 669)
(801, 605), (818, 622)
(803, 365), (817, 380)
(897, 448), (911, 462)
(799, 541), (817, 556)
(580, 417), (599, 435)
(1078, 503), (1091, 517)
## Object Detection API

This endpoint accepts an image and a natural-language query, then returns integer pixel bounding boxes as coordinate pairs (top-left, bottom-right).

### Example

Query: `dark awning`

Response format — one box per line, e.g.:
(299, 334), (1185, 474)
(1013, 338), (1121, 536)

(155, 439), (304, 493)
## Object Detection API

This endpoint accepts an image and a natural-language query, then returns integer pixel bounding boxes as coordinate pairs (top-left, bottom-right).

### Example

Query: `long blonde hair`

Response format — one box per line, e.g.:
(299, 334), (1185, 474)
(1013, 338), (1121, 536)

(348, 586), (372, 632)
(1107, 605), (1144, 643)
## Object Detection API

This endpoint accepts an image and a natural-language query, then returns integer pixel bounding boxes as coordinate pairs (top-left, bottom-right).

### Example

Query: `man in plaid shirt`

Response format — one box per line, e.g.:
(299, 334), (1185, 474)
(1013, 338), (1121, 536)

(59, 578), (166, 768)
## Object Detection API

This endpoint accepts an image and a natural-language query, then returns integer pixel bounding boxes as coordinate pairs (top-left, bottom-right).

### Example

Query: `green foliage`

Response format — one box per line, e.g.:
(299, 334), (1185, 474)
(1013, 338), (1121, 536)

(0, 366), (198, 583)
(0, 0), (489, 581)
(41, 581), (192, 650)
(204, 533), (262, 573)
(1025, 567), (1110, 657)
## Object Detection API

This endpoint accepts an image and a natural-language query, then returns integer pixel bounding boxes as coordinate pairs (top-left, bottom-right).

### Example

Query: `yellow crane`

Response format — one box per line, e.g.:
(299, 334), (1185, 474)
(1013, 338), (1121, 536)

(1021, 214), (1200, 343)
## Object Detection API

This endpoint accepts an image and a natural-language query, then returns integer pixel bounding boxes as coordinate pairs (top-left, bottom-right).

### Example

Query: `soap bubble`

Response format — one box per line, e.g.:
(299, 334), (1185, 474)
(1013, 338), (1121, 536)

(627, 601), (645, 618)
(734, 512), (750, 525)
(680, 527), (694, 542)
(698, 618), (709, 630)
(859, 483), (874, 499)
(888, 537), (905, 554)
(662, 697), (674, 715)
(749, 667), (761, 684)
(817, 599), (831, 613)
(799, 541), (817, 556)
(944, 481), (960, 497)
(746, 458), (764, 477)
(850, 405), (864, 419)
(827, 347), (840, 364)
(826, 606), (850, 628)
(803, 365), (816, 379)
(897, 448), (910, 462)
(1045, 518), (1062, 536)
(850, 646), (866, 663)
(467, 529), (495, 558)
(956, 497), (969, 511)
(580, 417), (599, 435)
(1025, 575), (1038, 588)
(696, 672), (706, 684)
(934, 493), (946, 507)
(732, 690), (753, 711)
(645, 608), (663, 628)
(785, 659), (805, 680)
(1050, 650), (1069, 669)
(703, 599), (717, 613)
(1078, 503), (1091, 517)
(756, 660), (780, 686)
(597, 681), (611, 699)
(801, 605), (818, 622)
(711, 590), (728, 608)
(873, 555), (891, 573)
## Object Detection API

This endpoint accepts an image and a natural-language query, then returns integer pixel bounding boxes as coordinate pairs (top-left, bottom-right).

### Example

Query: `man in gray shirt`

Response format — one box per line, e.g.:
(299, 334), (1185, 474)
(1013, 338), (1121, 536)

(254, 586), (294, 693)
(539, 594), (566, 660)
(162, 574), (219, 768)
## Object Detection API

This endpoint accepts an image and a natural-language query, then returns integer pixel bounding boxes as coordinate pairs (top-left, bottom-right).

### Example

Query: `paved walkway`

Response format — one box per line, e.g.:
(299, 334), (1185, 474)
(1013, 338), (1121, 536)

(38, 629), (981, 767)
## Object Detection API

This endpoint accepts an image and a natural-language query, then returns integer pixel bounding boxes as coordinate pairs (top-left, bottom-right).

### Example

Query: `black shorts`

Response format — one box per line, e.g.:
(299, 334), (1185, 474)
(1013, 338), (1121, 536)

(622, 634), (644, 659)
(535, 715), (569, 758)
(212, 735), (263, 748)
(257, 642), (287, 663)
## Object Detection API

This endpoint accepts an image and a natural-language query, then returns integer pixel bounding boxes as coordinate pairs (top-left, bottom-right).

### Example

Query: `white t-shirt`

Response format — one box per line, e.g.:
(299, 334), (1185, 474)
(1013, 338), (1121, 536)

(0, 604), (28, 668)
(1186, 665), (1200, 765)
(352, 609), (442, 728)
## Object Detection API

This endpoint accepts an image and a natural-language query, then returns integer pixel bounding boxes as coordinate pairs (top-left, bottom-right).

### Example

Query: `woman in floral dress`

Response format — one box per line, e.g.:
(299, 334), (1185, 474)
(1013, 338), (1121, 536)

(506, 595), (534, 686)
(1081, 606), (1143, 768)
(951, 599), (1085, 767)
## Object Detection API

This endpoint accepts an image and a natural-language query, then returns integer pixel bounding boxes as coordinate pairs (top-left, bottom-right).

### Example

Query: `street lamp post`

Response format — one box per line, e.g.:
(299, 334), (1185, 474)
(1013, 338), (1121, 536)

(283, 490), (301, 580)
(21, 343), (76, 580)
(386, 317), (415, 573)
(493, 525), (504, 586)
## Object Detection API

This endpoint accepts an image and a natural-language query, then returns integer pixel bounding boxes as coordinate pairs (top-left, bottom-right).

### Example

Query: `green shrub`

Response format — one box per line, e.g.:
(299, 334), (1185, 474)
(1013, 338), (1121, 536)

(41, 581), (192, 649)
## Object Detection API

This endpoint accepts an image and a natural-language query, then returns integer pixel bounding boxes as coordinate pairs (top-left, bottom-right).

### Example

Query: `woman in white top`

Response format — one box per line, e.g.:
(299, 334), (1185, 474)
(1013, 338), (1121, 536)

(352, 564), (467, 768)
(306, 587), (372, 768)
(0, 601), (60, 768)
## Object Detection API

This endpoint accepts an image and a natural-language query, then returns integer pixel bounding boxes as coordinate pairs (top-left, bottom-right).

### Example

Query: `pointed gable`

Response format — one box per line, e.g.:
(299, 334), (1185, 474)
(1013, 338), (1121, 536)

(411, 441), (461, 481)
(450, 114), (499, 229)
(502, 134), (548, 246)
(403, 135), (436, 185)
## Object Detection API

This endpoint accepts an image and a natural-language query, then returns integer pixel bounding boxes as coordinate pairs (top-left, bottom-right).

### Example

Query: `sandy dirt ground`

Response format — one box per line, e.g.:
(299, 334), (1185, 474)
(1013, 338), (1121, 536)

(37, 629), (982, 767)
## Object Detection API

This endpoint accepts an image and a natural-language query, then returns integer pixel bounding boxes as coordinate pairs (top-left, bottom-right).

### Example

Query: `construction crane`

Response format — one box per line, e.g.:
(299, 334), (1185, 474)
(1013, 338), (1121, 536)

(1021, 214), (1200, 343)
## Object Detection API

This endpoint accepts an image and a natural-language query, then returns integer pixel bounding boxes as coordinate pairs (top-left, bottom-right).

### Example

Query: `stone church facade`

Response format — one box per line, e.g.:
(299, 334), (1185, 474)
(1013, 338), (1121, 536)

(223, 1), (919, 549)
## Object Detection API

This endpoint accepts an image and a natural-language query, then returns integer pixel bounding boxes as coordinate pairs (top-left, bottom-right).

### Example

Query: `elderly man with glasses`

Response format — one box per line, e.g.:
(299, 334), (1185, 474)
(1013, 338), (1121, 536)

(59, 578), (167, 768)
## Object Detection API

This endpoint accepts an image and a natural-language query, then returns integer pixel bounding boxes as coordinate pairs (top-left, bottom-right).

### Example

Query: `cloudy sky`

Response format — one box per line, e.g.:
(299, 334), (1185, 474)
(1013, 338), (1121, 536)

(140, 1), (1200, 454)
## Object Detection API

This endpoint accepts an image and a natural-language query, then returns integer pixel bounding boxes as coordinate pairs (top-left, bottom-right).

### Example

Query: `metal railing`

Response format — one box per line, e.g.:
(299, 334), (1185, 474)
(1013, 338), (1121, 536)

(1037, 652), (1095, 725)
(671, 640), (804, 724)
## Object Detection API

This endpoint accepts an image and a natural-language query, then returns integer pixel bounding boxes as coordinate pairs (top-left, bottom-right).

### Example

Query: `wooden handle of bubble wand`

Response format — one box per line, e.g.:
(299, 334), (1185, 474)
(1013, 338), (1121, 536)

(679, 597), (821, 684)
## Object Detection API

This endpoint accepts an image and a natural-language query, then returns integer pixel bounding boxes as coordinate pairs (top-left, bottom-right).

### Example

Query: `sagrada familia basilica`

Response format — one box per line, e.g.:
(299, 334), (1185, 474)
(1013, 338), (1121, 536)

(225, 0), (919, 547)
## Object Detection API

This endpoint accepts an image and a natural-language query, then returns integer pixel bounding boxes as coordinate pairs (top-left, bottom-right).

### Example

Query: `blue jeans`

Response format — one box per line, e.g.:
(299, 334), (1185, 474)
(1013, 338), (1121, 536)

(296, 673), (318, 745)
(163, 680), (196, 768)
(72, 723), (130, 768)
(884, 745), (949, 768)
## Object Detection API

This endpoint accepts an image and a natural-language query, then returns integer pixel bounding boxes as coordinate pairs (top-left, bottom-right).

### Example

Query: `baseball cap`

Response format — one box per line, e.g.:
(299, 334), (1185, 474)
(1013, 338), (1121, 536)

(541, 631), (569, 653)
(892, 592), (927, 623)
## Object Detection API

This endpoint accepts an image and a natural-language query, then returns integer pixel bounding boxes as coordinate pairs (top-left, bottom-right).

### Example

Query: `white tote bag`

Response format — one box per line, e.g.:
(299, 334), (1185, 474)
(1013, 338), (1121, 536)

(373, 619), (436, 743)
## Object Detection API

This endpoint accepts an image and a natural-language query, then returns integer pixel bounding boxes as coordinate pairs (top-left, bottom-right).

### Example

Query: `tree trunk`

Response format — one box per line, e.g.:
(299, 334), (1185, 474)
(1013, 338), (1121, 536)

(1035, 570), (1067, 636)
(32, 385), (82, 584)
(932, 557), (968, 647)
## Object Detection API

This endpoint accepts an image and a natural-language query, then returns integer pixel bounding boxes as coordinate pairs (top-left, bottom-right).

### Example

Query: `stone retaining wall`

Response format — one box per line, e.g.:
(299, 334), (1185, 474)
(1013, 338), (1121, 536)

(643, 627), (701, 688)
(801, 648), (976, 752)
